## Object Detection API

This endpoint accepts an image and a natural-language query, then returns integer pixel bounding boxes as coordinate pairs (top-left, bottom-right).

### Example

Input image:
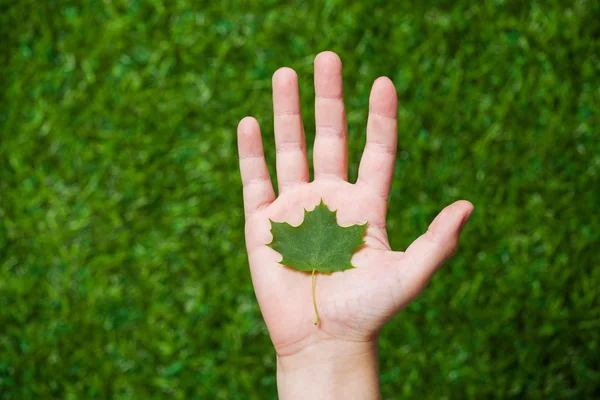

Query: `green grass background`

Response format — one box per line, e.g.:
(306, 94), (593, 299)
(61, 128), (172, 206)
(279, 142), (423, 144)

(1, 0), (599, 398)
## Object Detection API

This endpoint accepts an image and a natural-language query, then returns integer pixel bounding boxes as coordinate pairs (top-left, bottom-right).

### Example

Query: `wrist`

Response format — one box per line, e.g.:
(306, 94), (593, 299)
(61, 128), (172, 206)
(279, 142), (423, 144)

(276, 338), (380, 400)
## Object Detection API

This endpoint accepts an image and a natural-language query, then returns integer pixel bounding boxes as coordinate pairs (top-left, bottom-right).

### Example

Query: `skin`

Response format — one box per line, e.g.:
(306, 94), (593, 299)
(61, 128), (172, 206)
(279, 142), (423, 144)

(237, 51), (474, 399)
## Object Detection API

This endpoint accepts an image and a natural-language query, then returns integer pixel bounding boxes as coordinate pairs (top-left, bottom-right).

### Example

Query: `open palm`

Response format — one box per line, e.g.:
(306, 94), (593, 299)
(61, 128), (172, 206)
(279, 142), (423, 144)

(237, 52), (473, 357)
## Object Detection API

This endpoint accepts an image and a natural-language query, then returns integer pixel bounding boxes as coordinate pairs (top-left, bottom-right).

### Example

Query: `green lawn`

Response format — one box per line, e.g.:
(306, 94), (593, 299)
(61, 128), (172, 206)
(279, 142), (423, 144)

(1, 1), (599, 398)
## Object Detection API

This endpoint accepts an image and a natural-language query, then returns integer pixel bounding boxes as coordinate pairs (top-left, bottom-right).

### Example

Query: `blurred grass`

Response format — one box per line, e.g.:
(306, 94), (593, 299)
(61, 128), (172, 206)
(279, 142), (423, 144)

(1, 0), (599, 398)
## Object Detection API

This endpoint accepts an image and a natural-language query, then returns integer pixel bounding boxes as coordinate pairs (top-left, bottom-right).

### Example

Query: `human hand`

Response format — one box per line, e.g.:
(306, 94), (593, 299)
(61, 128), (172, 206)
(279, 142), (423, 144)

(237, 51), (473, 399)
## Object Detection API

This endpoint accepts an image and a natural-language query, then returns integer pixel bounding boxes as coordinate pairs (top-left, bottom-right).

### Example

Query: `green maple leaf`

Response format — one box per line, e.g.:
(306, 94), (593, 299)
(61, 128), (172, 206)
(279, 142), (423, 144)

(267, 199), (367, 325)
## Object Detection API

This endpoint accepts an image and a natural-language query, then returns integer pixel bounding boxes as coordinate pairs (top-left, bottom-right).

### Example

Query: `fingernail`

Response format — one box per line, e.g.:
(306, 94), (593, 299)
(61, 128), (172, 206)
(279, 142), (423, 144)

(460, 206), (474, 228)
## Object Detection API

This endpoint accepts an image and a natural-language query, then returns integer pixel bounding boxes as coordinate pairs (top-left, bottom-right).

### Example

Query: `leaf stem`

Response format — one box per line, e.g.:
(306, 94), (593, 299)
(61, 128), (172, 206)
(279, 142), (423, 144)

(312, 268), (320, 325)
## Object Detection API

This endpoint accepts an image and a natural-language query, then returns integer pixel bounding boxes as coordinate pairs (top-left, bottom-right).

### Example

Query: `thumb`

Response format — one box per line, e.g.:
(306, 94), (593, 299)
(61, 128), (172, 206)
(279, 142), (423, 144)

(395, 200), (474, 304)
